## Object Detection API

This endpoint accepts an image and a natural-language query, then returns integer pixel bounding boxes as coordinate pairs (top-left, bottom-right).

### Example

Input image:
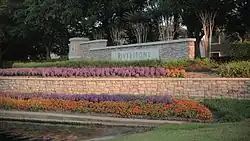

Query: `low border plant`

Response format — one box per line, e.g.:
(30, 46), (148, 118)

(0, 67), (186, 78)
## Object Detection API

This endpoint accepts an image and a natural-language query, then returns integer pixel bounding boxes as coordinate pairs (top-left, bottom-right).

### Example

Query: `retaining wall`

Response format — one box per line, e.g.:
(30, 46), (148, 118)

(0, 77), (250, 99)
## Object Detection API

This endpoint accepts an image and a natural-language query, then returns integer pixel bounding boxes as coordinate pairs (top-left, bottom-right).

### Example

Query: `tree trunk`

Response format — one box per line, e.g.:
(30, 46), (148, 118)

(208, 36), (212, 59)
(103, 20), (113, 46)
(45, 46), (50, 60)
(45, 38), (54, 60)
(132, 23), (148, 43)
(142, 23), (148, 43)
(198, 11), (217, 59)
(208, 26), (213, 59)
(173, 14), (179, 40)
(166, 16), (170, 40)
(0, 53), (3, 68)
(195, 29), (202, 58)
(0, 46), (7, 68)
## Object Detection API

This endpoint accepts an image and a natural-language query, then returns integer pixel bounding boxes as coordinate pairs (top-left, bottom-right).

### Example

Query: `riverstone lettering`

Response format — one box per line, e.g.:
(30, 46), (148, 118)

(112, 48), (159, 61)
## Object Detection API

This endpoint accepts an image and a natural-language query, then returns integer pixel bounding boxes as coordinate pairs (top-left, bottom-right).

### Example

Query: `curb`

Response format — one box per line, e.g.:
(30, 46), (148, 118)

(1, 76), (250, 81)
(0, 110), (187, 127)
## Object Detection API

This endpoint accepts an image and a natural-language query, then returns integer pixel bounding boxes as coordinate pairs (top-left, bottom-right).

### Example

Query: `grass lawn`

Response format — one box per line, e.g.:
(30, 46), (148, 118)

(109, 119), (250, 141)
(109, 99), (250, 141)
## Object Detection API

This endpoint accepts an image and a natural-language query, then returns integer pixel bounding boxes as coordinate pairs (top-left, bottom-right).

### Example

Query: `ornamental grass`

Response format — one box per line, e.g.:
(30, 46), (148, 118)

(0, 94), (212, 121)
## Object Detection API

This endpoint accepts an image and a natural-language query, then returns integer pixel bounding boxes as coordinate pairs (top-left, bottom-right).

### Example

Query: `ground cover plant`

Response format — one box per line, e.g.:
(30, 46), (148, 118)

(217, 61), (250, 78)
(0, 67), (185, 77)
(201, 99), (250, 122)
(0, 93), (212, 121)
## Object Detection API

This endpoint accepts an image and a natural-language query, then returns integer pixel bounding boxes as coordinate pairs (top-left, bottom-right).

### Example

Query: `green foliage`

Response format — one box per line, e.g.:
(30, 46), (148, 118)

(1, 61), (14, 68)
(217, 61), (250, 77)
(225, 0), (249, 41)
(110, 120), (250, 141)
(202, 99), (250, 122)
(0, 0), (26, 65)
(12, 60), (162, 68)
(0, 0), (248, 63)
(164, 58), (218, 72)
(11, 59), (217, 70)
(21, 0), (70, 59)
(229, 42), (250, 59)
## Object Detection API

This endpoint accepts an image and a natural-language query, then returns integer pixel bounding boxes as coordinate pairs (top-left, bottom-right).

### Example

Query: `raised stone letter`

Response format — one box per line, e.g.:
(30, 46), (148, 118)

(139, 52), (143, 59)
(143, 52), (148, 59)
(118, 53), (121, 60)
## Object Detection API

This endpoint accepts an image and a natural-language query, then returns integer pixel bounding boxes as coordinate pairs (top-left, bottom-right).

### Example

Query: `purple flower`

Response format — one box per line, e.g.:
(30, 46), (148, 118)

(0, 67), (169, 78)
(2, 93), (172, 104)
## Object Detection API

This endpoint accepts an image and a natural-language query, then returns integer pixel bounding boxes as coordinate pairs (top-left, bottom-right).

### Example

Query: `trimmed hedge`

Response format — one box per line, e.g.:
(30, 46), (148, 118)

(217, 61), (250, 78)
(12, 60), (163, 68)
(12, 59), (217, 72)
(229, 42), (250, 59)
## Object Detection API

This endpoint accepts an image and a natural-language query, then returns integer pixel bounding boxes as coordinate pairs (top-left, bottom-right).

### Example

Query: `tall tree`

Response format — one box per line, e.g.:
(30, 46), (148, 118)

(125, 10), (150, 43)
(180, 0), (235, 58)
(225, 0), (249, 42)
(89, 0), (148, 45)
(0, 0), (25, 66)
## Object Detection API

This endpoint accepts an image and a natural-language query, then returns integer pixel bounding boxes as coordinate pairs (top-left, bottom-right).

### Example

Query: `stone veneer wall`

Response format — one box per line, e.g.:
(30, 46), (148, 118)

(0, 77), (250, 99)
(77, 38), (195, 60)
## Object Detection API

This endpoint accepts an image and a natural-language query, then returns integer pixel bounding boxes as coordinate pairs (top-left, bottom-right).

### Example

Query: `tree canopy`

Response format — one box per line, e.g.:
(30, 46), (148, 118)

(0, 0), (249, 65)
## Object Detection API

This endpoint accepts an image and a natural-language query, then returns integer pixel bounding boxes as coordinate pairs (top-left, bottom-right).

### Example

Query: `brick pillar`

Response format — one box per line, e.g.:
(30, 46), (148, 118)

(188, 41), (195, 59)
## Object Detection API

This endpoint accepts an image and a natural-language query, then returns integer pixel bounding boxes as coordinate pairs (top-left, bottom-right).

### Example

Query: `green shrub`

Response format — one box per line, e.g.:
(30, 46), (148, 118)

(11, 59), (217, 72)
(201, 99), (250, 122)
(186, 59), (218, 72)
(164, 58), (218, 72)
(229, 42), (250, 59)
(12, 60), (163, 68)
(163, 58), (214, 69)
(217, 61), (250, 77)
(1, 61), (14, 68)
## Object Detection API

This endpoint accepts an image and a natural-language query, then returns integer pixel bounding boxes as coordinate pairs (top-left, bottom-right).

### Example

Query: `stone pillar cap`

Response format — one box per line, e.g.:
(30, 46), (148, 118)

(69, 37), (89, 42)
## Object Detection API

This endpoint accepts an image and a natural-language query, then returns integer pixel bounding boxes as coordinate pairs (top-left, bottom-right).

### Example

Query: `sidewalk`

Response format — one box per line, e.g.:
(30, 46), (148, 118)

(0, 110), (187, 127)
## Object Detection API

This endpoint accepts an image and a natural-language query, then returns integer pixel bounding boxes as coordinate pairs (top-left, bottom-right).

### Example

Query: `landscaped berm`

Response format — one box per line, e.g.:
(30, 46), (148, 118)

(0, 59), (250, 141)
(0, 93), (212, 121)
(1, 0), (250, 140)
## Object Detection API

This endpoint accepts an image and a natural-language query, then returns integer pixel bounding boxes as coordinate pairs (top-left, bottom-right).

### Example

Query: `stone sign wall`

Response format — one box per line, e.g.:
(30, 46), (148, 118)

(68, 38), (196, 61)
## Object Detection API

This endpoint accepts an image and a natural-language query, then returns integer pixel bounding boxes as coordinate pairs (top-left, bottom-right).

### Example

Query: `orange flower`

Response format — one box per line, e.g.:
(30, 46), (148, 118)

(0, 97), (212, 121)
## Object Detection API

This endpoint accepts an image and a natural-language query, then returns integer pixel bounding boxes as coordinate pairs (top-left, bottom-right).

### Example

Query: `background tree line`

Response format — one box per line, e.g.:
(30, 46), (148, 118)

(0, 0), (249, 65)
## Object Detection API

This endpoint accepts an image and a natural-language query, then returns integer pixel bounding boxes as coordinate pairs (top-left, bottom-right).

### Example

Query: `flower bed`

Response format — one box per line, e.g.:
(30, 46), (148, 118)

(0, 93), (172, 104)
(0, 94), (212, 121)
(0, 67), (185, 77)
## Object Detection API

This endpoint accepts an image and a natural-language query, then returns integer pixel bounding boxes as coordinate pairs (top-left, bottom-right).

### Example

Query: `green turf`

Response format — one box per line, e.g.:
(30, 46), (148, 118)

(110, 99), (250, 141)
(201, 99), (250, 122)
(109, 120), (250, 141)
